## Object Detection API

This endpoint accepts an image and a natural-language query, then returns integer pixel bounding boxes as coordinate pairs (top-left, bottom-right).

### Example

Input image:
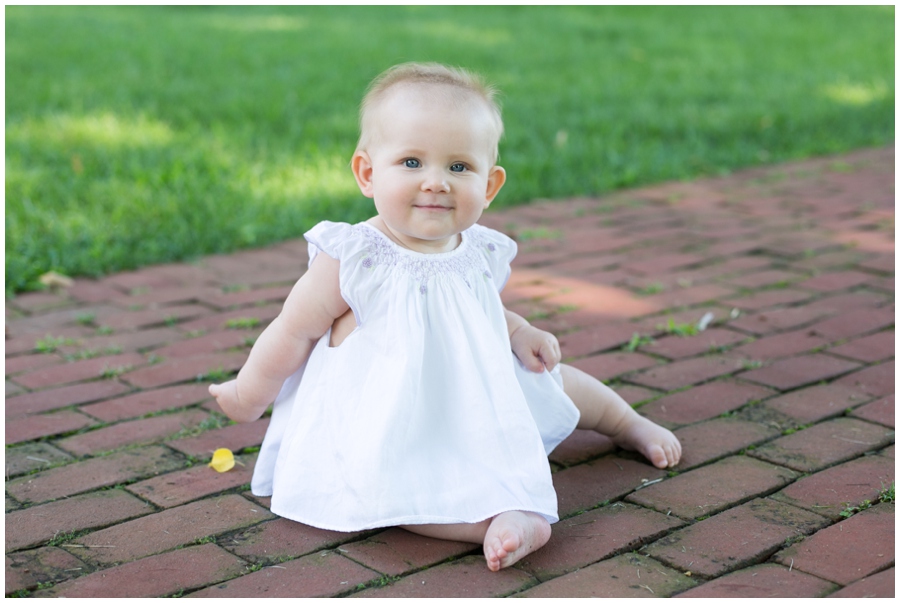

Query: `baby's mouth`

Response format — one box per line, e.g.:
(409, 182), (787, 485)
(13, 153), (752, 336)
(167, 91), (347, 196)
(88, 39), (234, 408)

(414, 204), (453, 211)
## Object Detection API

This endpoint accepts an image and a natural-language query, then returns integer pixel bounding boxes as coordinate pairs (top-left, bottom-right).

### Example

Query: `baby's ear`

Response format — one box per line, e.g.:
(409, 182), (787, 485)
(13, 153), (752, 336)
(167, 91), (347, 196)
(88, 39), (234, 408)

(484, 165), (506, 206)
(351, 151), (375, 198)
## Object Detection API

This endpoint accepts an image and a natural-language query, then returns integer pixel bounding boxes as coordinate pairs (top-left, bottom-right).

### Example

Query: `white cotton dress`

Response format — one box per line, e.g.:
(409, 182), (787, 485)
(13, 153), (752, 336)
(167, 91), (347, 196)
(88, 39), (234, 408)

(251, 221), (580, 531)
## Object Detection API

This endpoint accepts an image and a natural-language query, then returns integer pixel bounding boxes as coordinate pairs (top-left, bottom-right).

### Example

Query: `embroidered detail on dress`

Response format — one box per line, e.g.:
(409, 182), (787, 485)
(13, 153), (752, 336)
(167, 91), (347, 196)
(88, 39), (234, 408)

(352, 224), (497, 282)
(484, 270), (492, 279)
(487, 243), (496, 252)
(419, 284), (427, 295)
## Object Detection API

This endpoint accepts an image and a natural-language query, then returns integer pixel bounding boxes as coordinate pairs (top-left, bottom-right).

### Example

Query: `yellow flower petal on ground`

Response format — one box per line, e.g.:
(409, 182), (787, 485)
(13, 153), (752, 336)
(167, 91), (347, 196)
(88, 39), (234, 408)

(209, 448), (235, 473)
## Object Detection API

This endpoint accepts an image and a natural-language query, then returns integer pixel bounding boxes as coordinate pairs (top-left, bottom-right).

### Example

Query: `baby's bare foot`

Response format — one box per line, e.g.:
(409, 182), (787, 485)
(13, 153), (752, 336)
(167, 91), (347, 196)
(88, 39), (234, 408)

(483, 511), (551, 572)
(611, 415), (682, 469)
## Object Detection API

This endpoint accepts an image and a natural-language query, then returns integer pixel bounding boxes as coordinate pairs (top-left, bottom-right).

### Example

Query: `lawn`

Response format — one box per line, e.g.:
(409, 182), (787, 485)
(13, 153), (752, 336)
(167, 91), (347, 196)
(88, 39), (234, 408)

(6, 5), (894, 295)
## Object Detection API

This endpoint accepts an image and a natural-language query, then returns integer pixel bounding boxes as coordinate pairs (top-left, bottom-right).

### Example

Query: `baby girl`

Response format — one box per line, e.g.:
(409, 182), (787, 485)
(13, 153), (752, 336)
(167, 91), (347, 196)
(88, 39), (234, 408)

(209, 62), (681, 572)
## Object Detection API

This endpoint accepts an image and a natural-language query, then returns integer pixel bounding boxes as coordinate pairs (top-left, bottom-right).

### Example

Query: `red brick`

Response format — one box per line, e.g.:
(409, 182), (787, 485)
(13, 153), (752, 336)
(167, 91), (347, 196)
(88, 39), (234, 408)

(6, 489), (152, 551)
(834, 360), (895, 398)
(46, 543), (246, 598)
(151, 329), (259, 359)
(68, 279), (128, 303)
(675, 563), (837, 598)
(4, 442), (73, 478)
(5, 381), (132, 417)
(5, 411), (98, 445)
(80, 383), (213, 421)
(614, 384), (658, 405)
(515, 502), (684, 581)
(627, 456), (797, 520)
(730, 305), (835, 336)
(762, 383), (872, 423)
(627, 356), (744, 391)
(56, 409), (210, 456)
(638, 381), (773, 427)
(852, 394), (894, 428)
(730, 330), (830, 361)
(112, 285), (222, 309)
(549, 430), (615, 467)
(644, 498), (828, 579)
(649, 328), (750, 360)
(8, 306), (118, 337)
(5, 547), (85, 594)
(804, 290), (889, 314)
(569, 352), (658, 380)
(350, 555), (533, 598)
(770, 454), (894, 520)
(340, 528), (479, 576)
(828, 567), (894, 598)
(828, 330), (895, 363)
(740, 354), (861, 391)
(748, 418), (894, 472)
(553, 457), (666, 517)
(726, 288), (816, 312)
(5, 353), (64, 376)
(810, 307), (894, 341)
(623, 253), (705, 276)
(774, 503), (894, 585)
(12, 352), (146, 389)
(200, 285), (293, 310)
(73, 494), (274, 564)
(727, 269), (805, 289)
(99, 304), (213, 331)
(8, 291), (76, 313)
(122, 351), (248, 388)
(192, 550), (378, 598)
(6, 446), (184, 504)
(558, 323), (640, 358)
(518, 552), (697, 598)
(176, 303), (282, 334)
(223, 517), (366, 564)
(857, 253), (895, 274)
(167, 418), (269, 459)
(57, 327), (184, 356)
(126, 453), (256, 508)
(799, 270), (874, 292)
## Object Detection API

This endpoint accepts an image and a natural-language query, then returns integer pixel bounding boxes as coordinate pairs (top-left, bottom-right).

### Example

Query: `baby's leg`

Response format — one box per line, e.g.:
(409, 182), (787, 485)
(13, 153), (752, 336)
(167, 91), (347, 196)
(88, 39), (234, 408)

(560, 364), (681, 468)
(402, 511), (551, 572)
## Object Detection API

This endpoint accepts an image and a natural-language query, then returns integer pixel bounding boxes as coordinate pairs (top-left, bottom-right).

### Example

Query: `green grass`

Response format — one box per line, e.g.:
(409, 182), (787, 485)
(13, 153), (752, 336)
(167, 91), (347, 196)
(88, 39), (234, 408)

(6, 6), (894, 295)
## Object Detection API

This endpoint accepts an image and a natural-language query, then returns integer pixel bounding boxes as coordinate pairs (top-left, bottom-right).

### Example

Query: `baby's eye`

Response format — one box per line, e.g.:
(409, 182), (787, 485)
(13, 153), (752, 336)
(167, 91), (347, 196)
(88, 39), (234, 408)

(449, 163), (467, 173)
(404, 158), (420, 168)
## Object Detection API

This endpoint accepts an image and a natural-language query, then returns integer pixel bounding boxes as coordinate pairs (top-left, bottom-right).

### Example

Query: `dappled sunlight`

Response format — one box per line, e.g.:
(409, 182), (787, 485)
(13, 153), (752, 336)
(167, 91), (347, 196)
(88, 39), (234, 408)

(204, 13), (308, 32)
(6, 113), (175, 150)
(242, 154), (360, 205)
(822, 81), (889, 106)
(506, 268), (659, 321)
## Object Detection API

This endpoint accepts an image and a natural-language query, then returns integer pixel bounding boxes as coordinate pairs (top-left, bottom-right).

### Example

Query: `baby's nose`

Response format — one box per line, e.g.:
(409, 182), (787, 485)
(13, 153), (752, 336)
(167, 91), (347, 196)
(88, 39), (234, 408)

(421, 170), (450, 193)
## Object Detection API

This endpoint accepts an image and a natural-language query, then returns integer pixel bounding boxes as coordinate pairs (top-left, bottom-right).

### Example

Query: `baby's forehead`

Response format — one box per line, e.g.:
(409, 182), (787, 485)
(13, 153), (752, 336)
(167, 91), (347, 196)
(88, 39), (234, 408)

(375, 82), (487, 116)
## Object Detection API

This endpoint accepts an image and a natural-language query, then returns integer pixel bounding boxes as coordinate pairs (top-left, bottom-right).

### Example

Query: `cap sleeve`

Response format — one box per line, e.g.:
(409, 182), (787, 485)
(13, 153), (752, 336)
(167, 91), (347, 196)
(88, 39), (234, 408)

(304, 221), (370, 326)
(470, 224), (517, 292)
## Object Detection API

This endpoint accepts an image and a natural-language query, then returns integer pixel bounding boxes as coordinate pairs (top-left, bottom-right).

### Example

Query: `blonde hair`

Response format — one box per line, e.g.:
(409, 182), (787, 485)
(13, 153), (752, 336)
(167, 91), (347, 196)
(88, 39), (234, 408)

(356, 62), (504, 162)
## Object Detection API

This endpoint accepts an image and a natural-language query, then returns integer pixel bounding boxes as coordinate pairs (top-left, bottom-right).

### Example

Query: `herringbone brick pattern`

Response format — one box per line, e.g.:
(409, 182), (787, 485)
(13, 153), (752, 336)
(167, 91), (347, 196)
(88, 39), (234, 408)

(6, 147), (894, 597)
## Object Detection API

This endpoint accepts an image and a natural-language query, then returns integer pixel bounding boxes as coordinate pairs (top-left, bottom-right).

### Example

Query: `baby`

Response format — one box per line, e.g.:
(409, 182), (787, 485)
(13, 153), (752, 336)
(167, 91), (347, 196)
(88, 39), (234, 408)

(210, 62), (681, 572)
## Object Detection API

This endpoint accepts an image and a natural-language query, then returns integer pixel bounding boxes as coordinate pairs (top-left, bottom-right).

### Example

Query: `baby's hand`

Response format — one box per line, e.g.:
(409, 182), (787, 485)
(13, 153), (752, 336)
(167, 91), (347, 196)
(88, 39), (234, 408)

(510, 325), (561, 373)
(208, 380), (265, 423)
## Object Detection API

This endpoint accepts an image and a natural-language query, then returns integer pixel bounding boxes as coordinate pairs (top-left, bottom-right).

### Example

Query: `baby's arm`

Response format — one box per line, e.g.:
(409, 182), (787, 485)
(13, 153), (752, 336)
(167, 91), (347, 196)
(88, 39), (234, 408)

(504, 308), (561, 373)
(209, 253), (349, 422)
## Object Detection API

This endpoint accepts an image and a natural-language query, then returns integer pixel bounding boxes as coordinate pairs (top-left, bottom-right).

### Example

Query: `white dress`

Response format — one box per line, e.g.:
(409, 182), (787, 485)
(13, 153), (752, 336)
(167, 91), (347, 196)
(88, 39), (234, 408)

(251, 221), (580, 531)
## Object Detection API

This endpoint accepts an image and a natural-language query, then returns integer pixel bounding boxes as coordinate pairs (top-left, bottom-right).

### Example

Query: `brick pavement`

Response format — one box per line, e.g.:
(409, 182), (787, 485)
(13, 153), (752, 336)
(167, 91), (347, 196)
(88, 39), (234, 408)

(5, 147), (894, 597)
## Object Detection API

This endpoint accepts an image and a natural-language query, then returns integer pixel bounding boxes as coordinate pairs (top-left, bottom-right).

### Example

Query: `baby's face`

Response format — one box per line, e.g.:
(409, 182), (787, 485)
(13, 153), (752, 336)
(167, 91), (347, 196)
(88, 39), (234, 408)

(352, 85), (505, 253)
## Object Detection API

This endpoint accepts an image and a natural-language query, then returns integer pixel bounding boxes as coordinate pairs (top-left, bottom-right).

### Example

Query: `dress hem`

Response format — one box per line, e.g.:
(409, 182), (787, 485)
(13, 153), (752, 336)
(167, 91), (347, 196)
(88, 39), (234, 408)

(260, 498), (559, 533)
